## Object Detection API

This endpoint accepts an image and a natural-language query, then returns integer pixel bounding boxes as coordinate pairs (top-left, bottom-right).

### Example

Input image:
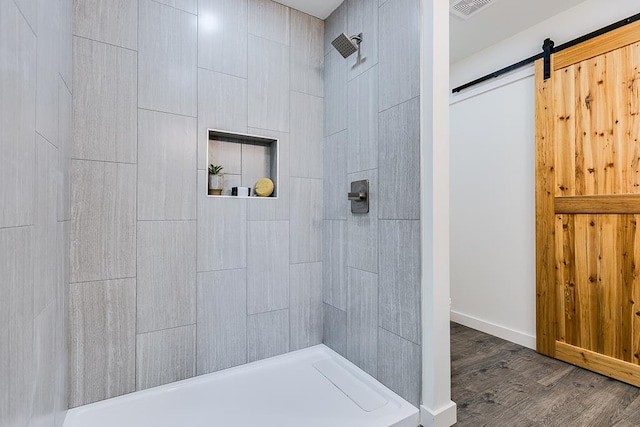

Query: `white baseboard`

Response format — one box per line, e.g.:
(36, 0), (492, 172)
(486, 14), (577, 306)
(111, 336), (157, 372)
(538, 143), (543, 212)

(420, 401), (457, 427)
(450, 310), (536, 350)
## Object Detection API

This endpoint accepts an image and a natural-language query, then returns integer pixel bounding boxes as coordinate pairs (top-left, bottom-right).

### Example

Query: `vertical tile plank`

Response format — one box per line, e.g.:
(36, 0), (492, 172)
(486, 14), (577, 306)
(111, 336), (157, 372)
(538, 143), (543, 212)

(70, 160), (137, 283)
(378, 220), (421, 344)
(69, 279), (136, 407)
(137, 221), (197, 333)
(290, 262), (323, 351)
(247, 310), (290, 362)
(198, 0), (248, 78)
(290, 9), (324, 97)
(378, 0), (420, 111)
(323, 220), (348, 311)
(138, 110), (197, 220)
(247, 221), (290, 315)
(0, 226), (34, 425)
(139, 0), (197, 116)
(347, 267), (378, 377)
(347, 66), (378, 173)
(248, 35), (290, 132)
(72, 0), (138, 50)
(290, 91), (324, 179)
(197, 270), (247, 374)
(323, 303), (347, 357)
(324, 49), (348, 136)
(378, 328), (421, 407)
(72, 36), (137, 163)
(323, 130), (348, 220)
(290, 177), (323, 263)
(248, 0), (290, 45)
(0, 2), (35, 228)
(378, 97), (420, 220)
(136, 325), (196, 390)
(36, 0), (59, 146)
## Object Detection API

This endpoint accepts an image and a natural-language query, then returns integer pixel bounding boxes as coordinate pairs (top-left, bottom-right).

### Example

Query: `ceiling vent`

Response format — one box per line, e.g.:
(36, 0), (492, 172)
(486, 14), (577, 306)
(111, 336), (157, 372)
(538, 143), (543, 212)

(450, 0), (498, 20)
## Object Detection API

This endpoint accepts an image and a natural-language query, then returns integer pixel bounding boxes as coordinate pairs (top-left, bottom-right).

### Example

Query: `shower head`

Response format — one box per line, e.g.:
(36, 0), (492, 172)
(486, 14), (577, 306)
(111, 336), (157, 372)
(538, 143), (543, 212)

(331, 33), (362, 58)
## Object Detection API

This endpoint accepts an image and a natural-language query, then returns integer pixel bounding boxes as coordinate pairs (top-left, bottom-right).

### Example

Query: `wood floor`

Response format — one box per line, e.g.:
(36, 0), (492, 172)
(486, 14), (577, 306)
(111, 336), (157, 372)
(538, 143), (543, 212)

(451, 323), (640, 426)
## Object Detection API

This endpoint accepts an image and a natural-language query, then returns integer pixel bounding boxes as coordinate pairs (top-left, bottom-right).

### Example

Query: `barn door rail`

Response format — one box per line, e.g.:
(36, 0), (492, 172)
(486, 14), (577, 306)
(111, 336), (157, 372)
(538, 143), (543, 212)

(452, 12), (640, 94)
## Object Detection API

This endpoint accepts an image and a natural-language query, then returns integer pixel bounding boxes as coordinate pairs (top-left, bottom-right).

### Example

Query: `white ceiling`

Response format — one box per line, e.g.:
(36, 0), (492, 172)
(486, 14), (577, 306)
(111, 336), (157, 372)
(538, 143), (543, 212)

(275, 0), (343, 19)
(449, 0), (588, 63)
(279, 0), (588, 63)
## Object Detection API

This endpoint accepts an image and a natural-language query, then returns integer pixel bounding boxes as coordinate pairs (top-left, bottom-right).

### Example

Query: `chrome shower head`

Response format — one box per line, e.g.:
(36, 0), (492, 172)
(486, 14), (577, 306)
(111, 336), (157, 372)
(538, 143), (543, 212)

(331, 33), (362, 58)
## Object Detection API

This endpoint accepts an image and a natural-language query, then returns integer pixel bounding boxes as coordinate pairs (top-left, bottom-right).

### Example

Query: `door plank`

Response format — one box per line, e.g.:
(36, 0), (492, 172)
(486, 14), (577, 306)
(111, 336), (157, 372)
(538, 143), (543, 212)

(555, 194), (640, 214)
(611, 48), (630, 194)
(557, 214), (576, 345)
(554, 66), (576, 196)
(629, 43), (640, 193)
(575, 57), (595, 195)
(554, 20), (640, 71)
(535, 57), (557, 356)
(633, 216), (640, 366)
(555, 341), (640, 387)
(618, 215), (635, 363)
(590, 53), (613, 195)
(601, 215), (618, 358)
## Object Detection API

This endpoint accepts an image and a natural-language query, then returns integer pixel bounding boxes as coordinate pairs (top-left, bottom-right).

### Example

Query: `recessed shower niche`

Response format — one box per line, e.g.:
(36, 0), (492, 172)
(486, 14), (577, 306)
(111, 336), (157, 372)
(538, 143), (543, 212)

(207, 129), (279, 198)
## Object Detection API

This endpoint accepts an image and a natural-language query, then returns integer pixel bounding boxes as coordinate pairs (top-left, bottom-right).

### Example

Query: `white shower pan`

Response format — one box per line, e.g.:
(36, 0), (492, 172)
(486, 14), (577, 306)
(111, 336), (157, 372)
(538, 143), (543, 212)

(64, 345), (419, 427)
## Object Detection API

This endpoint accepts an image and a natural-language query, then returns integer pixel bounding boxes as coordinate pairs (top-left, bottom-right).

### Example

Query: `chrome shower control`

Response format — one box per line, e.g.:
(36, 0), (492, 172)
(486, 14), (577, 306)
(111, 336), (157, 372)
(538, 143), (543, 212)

(349, 180), (369, 214)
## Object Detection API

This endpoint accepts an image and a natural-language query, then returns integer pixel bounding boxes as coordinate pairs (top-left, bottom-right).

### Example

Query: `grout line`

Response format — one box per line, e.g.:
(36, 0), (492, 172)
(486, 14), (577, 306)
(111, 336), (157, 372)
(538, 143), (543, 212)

(290, 89), (324, 100)
(137, 106), (197, 119)
(0, 224), (33, 231)
(70, 158), (137, 166)
(137, 323), (197, 336)
(147, 0), (197, 16)
(136, 219), (197, 222)
(346, 265), (378, 275)
(197, 65), (248, 81)
(322, 300), (346, 314)
(247, 307), (289, 318)
(378, 94), (420, 115)
(379, 325), (421, 347)
(72, 34), (138, 53)
(69, 277), (137, 285)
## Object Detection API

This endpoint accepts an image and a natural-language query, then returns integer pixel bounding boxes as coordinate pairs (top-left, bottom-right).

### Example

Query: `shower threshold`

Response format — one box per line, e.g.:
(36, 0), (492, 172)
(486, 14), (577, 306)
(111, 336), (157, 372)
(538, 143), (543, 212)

(64, 345), (419, 427)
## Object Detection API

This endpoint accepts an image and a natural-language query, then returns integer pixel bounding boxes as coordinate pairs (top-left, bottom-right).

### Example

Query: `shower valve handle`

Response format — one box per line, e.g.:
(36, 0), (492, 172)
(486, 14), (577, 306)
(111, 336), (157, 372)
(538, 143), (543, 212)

(348, 192), (367, 201)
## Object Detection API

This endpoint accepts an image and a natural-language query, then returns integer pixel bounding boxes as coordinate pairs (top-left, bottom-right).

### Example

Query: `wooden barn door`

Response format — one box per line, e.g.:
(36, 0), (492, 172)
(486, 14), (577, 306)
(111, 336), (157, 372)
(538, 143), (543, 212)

(536, 22), (640, 385)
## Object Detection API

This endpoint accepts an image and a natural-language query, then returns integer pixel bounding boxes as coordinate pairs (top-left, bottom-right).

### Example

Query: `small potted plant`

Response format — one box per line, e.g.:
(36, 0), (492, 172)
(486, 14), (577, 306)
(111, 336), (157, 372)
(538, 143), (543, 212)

(208, 164), (224, 196)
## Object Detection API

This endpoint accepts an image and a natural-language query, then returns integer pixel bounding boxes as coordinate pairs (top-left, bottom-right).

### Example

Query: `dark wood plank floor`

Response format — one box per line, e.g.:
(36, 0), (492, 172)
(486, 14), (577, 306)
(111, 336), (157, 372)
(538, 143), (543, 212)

(451, 322), (640, 426)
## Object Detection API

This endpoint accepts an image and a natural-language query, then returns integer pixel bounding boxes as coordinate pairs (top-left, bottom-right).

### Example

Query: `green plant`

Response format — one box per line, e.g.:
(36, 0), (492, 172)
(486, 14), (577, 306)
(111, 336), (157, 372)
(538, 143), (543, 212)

(209, 164), (224, 175)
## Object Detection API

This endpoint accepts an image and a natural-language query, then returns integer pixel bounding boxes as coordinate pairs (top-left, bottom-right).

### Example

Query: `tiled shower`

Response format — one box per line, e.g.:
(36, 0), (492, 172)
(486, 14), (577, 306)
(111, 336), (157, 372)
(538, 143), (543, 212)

(1, 0), (422, 423)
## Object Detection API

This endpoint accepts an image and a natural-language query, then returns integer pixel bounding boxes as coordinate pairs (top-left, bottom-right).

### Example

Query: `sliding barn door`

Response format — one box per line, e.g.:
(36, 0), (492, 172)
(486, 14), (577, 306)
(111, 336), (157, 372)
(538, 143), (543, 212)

(536, 22), (640, 385)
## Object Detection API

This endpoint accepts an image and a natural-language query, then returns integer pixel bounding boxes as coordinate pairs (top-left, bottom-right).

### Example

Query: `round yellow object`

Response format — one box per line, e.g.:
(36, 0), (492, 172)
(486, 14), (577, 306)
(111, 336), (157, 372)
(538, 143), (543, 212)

(255, 178), (274, 197)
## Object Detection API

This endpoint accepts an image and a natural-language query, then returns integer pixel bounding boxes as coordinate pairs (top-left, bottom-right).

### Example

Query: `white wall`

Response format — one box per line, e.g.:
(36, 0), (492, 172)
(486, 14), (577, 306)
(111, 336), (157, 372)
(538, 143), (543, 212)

(449, 0), (640, 349)
(450, 72), (536, 348)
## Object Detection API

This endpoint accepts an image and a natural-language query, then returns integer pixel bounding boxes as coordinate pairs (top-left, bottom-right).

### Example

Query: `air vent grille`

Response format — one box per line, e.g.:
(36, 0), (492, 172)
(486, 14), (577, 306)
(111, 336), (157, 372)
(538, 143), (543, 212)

(450, 0), (497, 20)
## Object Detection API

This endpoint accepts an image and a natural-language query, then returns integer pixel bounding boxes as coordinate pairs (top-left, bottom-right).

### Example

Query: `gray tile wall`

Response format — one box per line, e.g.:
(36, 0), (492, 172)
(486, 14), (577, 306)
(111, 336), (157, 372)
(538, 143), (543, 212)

(0, 0), (72, 424)
(70, 0), (325, 407)
(323, 0), (422, 408)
